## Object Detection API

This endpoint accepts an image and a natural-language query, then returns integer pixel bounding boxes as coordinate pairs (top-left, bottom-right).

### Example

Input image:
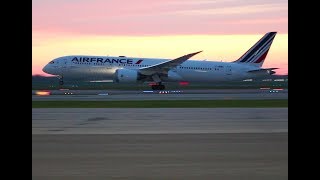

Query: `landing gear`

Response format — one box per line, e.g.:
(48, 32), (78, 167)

(151, 83), (165, 90)
(58, 76), (64, 85)
(151, 74), (165, 90)
(59, 80), (64, 85)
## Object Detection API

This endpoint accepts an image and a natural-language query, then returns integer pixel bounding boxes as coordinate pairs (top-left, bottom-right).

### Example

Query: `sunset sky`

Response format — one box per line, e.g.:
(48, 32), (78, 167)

(32, 0), (288, 75)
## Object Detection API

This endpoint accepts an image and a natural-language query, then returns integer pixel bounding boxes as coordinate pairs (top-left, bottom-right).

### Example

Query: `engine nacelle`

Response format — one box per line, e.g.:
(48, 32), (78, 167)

(114, 69), (139, 83)
(167, 70), (183, 81)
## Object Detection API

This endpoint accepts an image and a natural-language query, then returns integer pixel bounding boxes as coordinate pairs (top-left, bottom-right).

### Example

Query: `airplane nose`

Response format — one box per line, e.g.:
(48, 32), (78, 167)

(42, 65), (49, 74)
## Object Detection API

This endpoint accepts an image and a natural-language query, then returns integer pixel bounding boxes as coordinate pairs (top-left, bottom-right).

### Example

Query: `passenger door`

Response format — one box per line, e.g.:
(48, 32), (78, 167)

(59, 58), (68, 74)
(225, 65), (232, 75)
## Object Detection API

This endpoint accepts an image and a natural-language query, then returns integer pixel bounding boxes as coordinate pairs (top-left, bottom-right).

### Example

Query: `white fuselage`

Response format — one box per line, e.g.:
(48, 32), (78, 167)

(43, 55), (266, 82)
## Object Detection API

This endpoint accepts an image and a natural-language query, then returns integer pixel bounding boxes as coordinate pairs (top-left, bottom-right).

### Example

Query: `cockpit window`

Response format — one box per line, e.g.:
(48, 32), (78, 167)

(49, 61), (55, 64)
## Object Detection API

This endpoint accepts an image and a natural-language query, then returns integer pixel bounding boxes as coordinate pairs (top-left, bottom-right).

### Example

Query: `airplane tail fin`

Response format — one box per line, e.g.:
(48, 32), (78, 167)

(233, 32), (277, 67)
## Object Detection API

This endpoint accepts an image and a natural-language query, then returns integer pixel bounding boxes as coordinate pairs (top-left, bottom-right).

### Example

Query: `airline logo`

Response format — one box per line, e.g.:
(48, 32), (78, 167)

(239, 32), (276, 64)
(136, 60), (143, 64)
(71, 57), (143, 64)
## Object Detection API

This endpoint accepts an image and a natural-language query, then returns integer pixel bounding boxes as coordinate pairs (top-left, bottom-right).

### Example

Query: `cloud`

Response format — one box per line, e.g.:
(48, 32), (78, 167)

(32, 0), (288, 35)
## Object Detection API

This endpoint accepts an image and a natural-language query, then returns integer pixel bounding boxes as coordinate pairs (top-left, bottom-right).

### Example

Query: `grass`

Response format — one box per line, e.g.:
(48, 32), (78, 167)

(32, 100), (288, 108)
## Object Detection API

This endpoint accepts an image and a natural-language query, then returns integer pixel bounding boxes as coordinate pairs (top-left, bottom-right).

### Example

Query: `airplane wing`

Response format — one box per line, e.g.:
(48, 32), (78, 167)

(138, 51), (202, 75)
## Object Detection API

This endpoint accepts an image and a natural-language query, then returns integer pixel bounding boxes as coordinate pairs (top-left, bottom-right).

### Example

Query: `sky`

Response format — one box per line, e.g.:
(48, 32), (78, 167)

(32, 0), (288, 75)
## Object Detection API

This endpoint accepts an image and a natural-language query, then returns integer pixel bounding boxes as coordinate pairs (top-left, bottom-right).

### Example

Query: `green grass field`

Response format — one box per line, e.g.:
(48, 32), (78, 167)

(32, 99), (288, 108)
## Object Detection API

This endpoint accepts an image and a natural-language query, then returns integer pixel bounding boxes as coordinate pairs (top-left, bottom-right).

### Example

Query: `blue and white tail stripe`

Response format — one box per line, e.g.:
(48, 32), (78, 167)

(233, 32), (277, 67)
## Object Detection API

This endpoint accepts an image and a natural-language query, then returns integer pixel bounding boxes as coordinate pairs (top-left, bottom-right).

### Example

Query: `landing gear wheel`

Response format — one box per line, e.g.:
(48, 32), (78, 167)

(151, 85), (165, 90)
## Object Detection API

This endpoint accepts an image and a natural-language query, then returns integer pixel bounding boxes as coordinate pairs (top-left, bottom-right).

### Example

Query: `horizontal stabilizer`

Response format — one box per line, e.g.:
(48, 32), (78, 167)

(247, 68), (278, 75)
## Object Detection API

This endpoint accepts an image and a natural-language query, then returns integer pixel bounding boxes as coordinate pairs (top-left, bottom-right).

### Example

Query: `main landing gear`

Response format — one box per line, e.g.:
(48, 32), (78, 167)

(151, 74), (165, 90)
(151, 82), (165, 90)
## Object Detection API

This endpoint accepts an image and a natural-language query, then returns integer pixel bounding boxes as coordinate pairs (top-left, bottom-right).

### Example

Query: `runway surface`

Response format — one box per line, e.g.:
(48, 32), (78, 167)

(32, 108), (287, 134)
(33, 108), (288, 179)
(32, 89), (288, 101)
(33, 133), (287, 180)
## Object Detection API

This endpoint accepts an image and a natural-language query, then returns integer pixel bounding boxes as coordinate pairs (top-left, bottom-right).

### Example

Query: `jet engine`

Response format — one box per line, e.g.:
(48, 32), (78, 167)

(167, 70), (183, 81)
(114, 69), (151, 83)
(113, 69), (139, 83)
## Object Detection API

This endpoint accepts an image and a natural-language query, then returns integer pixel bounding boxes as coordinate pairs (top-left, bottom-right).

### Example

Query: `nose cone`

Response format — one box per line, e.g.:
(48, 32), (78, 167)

(42, 64), (52, 74)
(42, 65), (48, 73)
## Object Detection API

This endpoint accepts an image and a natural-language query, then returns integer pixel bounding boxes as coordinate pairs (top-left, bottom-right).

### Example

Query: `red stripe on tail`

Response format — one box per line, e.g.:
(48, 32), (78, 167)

(254, 50), (269, 63)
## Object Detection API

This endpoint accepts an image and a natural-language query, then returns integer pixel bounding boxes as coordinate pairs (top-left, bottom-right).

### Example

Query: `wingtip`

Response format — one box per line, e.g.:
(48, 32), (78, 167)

(186, 51), (202, 57)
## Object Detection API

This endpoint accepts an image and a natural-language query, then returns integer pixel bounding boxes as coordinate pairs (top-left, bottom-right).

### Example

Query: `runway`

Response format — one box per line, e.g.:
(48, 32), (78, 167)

(32, 108), (288, 134)
(33, 133), (287, 180)
(33, 108), (288, 179)
(32, 89), (288, 101)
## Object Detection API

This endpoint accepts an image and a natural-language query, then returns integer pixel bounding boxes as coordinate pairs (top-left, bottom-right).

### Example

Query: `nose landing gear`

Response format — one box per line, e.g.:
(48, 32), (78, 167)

(58, 76), (64, 85)
(59, 80), (64, 85)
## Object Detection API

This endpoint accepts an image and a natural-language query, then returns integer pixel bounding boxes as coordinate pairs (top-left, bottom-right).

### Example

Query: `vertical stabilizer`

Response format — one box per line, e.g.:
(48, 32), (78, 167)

(233, 32), (277, 67)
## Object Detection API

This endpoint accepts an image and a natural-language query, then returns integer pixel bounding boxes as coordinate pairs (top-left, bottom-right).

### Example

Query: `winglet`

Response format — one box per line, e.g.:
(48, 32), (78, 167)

(169, 50), (202, 66)
(188, 51), (202, 58)
(178, 51), (202, 62)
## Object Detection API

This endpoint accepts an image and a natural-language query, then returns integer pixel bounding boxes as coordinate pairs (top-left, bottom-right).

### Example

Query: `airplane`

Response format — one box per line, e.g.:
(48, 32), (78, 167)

(42, 32), (278, 90)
